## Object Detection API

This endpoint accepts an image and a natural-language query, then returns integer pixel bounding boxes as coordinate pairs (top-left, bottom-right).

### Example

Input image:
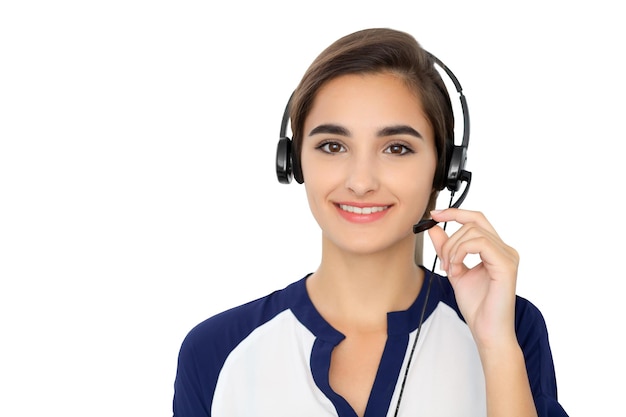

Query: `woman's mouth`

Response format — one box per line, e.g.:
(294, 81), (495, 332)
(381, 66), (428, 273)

(335, 203), (391, 223)
(338, 204), (390, 214)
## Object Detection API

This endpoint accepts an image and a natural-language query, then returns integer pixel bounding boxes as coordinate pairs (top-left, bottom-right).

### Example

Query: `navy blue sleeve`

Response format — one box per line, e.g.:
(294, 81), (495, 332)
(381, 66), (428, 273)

(172, 287), (294, 417)
(172, 325), (213, 417)
(172, 308), (257, 417)
(172, 308), (250, 417)
(515, 296), (569, 417)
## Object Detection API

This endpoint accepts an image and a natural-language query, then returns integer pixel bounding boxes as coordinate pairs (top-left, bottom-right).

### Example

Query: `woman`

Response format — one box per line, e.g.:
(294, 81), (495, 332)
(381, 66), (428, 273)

(173, 27), (568, 417)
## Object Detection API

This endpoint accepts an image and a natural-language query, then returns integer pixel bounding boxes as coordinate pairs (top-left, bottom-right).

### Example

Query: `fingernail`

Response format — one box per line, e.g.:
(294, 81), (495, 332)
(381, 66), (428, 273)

(430, 209), (442, 215)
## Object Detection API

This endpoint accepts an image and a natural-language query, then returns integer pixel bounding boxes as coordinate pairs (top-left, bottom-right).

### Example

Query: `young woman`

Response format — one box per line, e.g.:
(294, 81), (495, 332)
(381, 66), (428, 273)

(173, 28), (569, 417)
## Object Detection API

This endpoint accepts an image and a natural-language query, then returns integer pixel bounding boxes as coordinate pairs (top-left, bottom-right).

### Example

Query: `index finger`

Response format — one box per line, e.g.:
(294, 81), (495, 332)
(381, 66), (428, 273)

(429, 208), (498, 236)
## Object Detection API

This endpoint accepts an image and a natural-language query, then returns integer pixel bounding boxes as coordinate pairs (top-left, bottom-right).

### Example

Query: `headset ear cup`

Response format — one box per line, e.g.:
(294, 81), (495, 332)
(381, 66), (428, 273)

(436, 139), (454, 191)
(293, 150), (304, 184)
(276, 137), (293, 184)
(446, 145), (467, 192)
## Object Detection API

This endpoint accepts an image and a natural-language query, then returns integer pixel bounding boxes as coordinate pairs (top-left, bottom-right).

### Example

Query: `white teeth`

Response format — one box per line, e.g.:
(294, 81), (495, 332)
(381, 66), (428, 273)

(339, 204), (388, 214)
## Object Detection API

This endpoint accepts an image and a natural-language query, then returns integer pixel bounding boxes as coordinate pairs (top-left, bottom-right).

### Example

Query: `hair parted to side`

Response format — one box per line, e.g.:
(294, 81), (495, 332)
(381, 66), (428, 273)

(289, 27), (455, 199)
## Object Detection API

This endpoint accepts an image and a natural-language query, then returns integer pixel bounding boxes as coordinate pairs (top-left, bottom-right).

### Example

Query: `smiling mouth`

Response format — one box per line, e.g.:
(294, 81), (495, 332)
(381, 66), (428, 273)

(338, 204), (390, 214)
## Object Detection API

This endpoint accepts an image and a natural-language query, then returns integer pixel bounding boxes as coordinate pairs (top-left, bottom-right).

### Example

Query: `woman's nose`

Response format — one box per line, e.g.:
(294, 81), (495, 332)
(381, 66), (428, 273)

(344, 153), (379, 196)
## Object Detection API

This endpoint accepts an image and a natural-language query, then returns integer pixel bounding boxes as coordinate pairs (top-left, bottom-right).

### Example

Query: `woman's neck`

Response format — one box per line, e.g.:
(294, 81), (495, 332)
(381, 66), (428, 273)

(306, 236), (424, 333)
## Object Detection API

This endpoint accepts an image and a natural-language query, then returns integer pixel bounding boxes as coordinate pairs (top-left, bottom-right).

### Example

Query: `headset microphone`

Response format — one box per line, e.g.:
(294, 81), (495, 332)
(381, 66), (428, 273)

(412, 170), (471, 233)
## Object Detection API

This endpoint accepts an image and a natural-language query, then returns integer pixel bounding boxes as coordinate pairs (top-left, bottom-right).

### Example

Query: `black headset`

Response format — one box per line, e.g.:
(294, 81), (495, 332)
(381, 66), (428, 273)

(275, 51), (472, 234)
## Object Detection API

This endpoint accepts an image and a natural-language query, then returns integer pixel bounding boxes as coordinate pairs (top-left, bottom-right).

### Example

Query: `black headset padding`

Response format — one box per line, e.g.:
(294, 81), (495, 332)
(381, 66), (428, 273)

(276, 137), (292, 184)
(276, 93), (297, 184)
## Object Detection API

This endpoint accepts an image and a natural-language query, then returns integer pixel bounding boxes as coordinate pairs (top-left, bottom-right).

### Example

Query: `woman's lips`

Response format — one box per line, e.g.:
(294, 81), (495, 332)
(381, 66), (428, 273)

(335, 203), (391, 223)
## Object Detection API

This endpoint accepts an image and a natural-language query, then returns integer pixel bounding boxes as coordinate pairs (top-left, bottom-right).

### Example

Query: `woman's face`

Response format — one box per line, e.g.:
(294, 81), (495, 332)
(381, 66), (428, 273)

(300, 72), (438, 255)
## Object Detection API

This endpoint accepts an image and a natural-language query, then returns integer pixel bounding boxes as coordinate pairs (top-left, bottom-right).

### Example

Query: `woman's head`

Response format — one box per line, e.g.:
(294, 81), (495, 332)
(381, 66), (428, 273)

(299, 71), (438, 257)
(289, 28), (455, 209)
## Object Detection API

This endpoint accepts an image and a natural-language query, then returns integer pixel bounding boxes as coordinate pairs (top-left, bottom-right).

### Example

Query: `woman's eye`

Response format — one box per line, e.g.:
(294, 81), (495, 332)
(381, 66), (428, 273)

(384, 144), (413, 155)
(318, 142), (346, 153)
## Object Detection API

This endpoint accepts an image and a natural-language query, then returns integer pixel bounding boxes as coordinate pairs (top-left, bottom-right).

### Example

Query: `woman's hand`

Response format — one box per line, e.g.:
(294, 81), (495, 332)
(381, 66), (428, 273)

(427, 208), (520, 351)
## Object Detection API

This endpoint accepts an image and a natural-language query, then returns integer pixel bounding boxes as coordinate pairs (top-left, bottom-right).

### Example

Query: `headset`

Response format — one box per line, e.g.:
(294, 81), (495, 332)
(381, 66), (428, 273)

(275, 51), (472, 234)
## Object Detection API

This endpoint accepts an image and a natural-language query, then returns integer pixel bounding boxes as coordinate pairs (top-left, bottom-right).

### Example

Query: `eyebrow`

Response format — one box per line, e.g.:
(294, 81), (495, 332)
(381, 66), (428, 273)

(308, 123), (423, 139)
(308, 124), (350, 137)
(378, 125), (423, 139)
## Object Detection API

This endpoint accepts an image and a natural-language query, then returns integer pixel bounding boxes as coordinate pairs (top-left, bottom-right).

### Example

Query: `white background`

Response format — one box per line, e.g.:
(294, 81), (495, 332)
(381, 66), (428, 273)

(1, 1), (624, 416)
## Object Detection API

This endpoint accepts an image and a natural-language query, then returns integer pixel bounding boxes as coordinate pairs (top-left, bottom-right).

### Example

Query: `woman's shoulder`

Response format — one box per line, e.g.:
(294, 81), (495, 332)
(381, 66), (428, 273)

(180, 276), (308, 352)
(513, 294), (553, 347)
(433, 271), (552, 343)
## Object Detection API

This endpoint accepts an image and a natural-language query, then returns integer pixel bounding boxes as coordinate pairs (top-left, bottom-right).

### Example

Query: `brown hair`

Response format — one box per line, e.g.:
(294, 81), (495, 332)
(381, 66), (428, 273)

(289, 27), (455, 198)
